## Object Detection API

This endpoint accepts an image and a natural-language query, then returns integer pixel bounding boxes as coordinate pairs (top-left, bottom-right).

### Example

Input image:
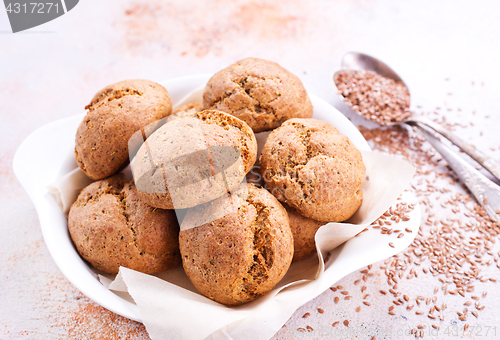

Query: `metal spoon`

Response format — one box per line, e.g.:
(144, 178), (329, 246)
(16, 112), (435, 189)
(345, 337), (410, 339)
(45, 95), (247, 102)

(333, 52), (500, 182)
(333, 52), (500, 223)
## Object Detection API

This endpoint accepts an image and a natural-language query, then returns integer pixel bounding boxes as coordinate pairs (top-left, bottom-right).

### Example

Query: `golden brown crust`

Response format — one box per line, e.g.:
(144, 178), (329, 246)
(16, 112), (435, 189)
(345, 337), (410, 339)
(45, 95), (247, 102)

(75, 79), (173, 180)
(260, 118), (366, 222)
(203, 58), (313, 133)
(179, 184), (293, 306)
(133, 110), (257, 209)
(284, 203), (323, 262)
(172, 102), (203, 115)
(68, 174), (180, 275)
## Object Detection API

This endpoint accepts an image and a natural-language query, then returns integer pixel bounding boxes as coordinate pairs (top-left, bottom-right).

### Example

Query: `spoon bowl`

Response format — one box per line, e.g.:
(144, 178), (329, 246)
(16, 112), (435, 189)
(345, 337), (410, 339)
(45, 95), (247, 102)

(339, 52), (407, 88)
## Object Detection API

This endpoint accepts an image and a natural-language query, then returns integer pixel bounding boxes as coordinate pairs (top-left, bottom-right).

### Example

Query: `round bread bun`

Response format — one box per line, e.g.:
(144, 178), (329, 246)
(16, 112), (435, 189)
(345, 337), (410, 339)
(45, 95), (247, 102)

(203, 58), (313, 133)
(179, 183), (293, 306)
(283, 203), (324, 262)
(75, 79), (173, 180)
(68, 174), (180, 275)
(132, 110), (257, 210)
(260, 118), (366, 222)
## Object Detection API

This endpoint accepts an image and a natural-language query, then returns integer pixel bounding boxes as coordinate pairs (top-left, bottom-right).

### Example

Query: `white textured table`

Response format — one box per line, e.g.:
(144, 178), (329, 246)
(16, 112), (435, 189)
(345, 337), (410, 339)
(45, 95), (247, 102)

(1, 1), (500, 339)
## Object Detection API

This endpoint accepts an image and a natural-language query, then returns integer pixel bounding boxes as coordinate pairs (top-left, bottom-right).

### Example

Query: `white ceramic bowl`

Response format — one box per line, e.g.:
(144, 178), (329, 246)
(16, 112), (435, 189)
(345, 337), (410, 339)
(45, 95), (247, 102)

(13, 74), (420, 322)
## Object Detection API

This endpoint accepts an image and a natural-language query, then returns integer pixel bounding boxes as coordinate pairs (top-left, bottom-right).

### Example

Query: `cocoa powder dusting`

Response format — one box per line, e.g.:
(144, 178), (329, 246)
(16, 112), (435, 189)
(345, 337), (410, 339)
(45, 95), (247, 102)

(67, 296), (148, 339)
(119, 1), (307, 57)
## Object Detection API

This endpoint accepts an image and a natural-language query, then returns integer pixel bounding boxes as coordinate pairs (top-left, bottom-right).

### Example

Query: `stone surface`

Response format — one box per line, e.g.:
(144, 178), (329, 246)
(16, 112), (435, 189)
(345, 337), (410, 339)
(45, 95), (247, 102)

(1, 0), (500, 339)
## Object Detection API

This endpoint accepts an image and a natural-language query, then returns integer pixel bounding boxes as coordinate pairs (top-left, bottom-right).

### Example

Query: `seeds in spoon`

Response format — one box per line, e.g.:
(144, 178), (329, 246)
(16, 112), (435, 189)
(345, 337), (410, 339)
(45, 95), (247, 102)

(334, 70), (412, 125)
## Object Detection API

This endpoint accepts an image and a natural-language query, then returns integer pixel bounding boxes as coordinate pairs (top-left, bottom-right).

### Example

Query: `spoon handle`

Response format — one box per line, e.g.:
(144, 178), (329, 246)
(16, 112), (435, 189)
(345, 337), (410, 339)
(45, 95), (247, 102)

(413, 123), (500, 224)
(407, 116), (500, 181)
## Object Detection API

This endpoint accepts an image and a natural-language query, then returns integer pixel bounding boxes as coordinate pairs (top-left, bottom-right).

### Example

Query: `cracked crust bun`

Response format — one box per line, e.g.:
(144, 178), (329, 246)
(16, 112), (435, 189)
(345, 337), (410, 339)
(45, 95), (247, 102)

(75, 79), (173, 180)
(132, 110), (257, 210)
(68, 174), (180, 275)
(260, 118), (365, 222)
(203, 58), (313, 133)
(179, 183), (293, 306)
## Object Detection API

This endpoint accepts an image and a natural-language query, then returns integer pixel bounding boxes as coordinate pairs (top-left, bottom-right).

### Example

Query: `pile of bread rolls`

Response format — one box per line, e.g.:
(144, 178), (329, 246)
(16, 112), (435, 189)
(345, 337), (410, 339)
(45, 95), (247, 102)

(68, 58), (366, 306)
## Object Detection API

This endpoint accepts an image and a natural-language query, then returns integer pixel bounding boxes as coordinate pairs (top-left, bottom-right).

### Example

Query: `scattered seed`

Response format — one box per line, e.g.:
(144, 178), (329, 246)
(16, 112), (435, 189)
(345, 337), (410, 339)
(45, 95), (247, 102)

(313, 84), (500, 333)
